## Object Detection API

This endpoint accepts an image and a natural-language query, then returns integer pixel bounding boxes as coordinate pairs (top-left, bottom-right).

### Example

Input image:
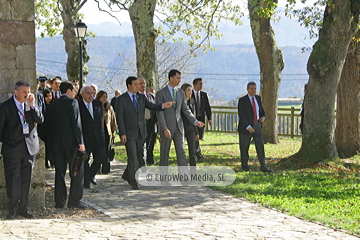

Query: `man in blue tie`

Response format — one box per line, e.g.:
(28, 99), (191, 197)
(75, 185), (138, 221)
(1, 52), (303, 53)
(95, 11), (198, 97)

(115, 76), (174, 190)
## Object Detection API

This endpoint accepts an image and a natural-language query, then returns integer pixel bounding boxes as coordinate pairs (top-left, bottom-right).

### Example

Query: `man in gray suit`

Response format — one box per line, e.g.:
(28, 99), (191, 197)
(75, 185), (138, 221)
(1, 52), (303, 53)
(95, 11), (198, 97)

(116, 76), (173, 190)
(156, 69), (205, 170)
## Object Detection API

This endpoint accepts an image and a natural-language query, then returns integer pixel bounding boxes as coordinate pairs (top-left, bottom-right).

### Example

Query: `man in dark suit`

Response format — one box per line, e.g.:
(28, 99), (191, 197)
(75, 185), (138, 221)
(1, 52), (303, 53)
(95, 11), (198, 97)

(50, 76), (62, 102)
(0, 81), (44, 219)
(79, 86), (105, 189)
(116, 76), (173, 190)
(43, 81), (86, 209)
(110, 90), (121, 113)
(37, 76), (48, 93)
(138, 78), (157, 166)
(192, 78), (212, 160)
(237, 82), (272, 172)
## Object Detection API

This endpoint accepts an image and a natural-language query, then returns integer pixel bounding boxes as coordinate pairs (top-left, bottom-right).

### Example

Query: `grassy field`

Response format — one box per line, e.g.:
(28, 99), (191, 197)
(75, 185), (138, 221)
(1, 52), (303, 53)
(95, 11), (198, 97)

(114, 132), (360, 235)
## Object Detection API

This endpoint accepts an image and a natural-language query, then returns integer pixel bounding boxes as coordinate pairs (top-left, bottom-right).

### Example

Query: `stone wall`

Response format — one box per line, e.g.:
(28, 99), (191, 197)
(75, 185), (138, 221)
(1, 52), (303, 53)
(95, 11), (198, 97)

(0, 0), (45, 210)
(0, 0), (36, 102)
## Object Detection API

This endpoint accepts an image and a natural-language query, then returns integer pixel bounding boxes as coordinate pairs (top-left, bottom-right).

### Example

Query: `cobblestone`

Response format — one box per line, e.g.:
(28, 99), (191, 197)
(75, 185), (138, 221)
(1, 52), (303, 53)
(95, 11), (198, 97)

(0, 159), (358, 239)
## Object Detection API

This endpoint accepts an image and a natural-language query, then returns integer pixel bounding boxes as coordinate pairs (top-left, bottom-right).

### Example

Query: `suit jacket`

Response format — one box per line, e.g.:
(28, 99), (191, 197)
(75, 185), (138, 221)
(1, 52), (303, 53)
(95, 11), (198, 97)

(0, 97), (43, 157)
(110, 96), (117, 113)
(50, 90), (61, 102)
(156, 86), (196, 136)
(78, 99), (105, 150)
(237, 94), (265, 134)
(43, 95), (84, 152)
(182, 98), (199, 135)
(145, 92), (157, 133)
(103, 104), (117, 135)
(192, 91), (212, 120)
(116, 92), (163, 141)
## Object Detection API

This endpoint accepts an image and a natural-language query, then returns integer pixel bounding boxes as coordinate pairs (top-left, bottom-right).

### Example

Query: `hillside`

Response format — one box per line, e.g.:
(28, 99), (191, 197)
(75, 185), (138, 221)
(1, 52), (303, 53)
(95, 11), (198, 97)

(36, 37), (310, 103)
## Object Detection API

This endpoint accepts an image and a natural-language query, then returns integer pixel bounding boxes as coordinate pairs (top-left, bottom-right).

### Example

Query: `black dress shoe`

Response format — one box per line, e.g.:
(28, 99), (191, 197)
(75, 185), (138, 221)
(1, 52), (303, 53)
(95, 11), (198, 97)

(260, 167), (273, 173)
(55, 205), (64, 209)
(68, 203), (86, 209)
(18, 212), (34, 219)
(131, 184), (140, 190)
(197, 153), (205, 159)
(84, 184), (91, 189)
(90, 177), (97, 185)
(6, 212), (16, 220)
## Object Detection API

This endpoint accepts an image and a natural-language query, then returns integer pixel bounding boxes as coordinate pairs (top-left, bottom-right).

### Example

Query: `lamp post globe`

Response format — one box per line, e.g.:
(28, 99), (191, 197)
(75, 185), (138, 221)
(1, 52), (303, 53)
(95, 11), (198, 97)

(74, 20), (87, 90)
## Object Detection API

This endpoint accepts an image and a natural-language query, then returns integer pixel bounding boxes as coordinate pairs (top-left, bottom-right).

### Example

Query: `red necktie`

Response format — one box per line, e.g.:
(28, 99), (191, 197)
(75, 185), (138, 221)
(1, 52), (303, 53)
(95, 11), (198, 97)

(252, 97), (257, 123)
(55, 92), (58, 100)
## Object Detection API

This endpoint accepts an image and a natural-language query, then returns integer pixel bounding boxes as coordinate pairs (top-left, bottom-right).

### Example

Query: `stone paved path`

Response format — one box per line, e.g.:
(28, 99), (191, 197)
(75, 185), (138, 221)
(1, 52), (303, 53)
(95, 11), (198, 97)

(0, 159), (358, 239)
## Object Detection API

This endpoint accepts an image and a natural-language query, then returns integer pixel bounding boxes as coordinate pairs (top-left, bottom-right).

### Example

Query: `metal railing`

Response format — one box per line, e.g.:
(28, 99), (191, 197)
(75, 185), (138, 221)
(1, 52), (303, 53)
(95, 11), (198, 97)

(206, 106), (302, 138)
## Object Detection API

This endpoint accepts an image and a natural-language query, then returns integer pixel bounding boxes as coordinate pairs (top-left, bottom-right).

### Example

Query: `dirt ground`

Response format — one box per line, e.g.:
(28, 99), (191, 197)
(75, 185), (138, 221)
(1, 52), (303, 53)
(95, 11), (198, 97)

(0, 185), (107, 220)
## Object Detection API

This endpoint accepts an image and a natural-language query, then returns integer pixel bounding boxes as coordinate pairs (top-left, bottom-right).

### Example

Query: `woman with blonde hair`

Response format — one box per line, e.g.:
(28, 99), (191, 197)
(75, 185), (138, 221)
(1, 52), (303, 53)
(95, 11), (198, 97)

(96, 90), (117, 174)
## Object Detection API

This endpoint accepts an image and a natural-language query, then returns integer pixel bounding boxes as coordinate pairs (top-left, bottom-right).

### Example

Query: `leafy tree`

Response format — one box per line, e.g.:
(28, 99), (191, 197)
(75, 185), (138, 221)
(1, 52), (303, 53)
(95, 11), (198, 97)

(335, 30), (360, 158)
(291, 0), (360, 163)
(35, 0), (90, 83)
(99, 0), (243, 89)
(248, 0), (284, 144)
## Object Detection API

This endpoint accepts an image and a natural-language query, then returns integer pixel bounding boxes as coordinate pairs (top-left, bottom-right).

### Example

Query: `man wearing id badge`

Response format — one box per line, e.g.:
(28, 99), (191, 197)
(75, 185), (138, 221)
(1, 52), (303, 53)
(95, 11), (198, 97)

(0, 81), (44, 220)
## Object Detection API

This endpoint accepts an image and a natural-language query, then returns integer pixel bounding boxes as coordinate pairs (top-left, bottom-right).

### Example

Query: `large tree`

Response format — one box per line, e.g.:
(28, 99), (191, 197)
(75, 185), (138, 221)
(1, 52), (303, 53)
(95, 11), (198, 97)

(248, 0), (284, 144)
(335, 30), (360, 158)
(35, 0), (90, 82)
(128, 0), (158, 89)
(293, 0), (360, 162)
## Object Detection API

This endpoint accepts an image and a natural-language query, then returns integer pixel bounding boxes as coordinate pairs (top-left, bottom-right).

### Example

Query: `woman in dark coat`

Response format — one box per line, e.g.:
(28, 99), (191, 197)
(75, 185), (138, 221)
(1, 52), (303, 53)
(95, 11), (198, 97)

(180, 83), (199, 167)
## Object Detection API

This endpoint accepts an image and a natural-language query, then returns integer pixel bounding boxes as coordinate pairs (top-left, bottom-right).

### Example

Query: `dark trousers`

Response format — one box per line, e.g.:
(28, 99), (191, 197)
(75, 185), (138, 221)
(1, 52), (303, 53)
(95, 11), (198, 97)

(185, 127), (197, 167)
(54, 150), (84, 207)
(3, 153), (34, 214)
(101, 127), (111, 174)
(239, 122), (266, 170)
(84, 143), (106, 185)
(145, 119), (156, 165)
(195, 115), (205, 156)
(123, 135), (145, 185)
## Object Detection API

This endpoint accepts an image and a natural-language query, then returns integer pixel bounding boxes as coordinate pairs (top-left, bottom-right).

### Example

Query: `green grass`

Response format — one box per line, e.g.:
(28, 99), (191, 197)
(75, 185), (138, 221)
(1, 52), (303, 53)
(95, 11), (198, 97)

(114, 132), (360, 235)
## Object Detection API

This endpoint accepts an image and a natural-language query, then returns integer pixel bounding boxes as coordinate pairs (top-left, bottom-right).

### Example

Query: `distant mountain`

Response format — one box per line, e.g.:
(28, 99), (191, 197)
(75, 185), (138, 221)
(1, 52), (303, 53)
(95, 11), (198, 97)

(85, 8), (315, 47)
(36, 8), (314, 103)
(36, 36), (310, 104)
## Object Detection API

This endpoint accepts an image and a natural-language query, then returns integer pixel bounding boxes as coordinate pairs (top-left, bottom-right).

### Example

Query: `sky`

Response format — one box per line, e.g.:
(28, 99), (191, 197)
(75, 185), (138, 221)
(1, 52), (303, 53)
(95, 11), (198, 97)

(80, 0), (318, 25)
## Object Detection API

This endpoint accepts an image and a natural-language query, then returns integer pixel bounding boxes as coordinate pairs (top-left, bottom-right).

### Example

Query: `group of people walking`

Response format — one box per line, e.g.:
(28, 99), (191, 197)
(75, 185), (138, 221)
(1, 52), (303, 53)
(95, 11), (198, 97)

(0, 68), (272, 220)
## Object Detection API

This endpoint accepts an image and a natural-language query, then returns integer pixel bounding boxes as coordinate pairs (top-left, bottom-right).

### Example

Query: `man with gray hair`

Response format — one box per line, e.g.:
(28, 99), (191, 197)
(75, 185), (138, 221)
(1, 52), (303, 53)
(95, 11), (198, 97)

(79, 86), (105, 189)
(0, 81), (44, 219)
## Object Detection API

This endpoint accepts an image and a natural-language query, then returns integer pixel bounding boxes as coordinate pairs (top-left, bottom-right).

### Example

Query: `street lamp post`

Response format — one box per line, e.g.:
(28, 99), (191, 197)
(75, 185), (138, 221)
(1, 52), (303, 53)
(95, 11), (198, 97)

(74, 20), (87, 90)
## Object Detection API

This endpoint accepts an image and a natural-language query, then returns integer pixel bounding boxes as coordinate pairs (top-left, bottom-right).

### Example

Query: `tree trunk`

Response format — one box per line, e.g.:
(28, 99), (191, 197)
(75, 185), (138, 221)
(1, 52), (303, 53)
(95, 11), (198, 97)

(129, 0), (158, 90)
(335, 30), (360, 158)
(248, 0), (284, 144)
(293, 1), (360, 163)
(59, 0), (89, 83)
